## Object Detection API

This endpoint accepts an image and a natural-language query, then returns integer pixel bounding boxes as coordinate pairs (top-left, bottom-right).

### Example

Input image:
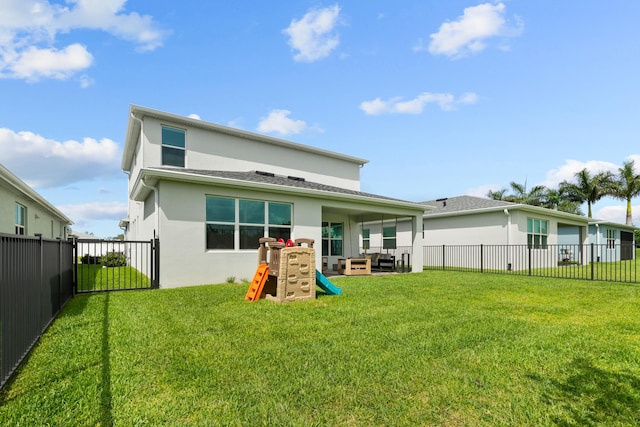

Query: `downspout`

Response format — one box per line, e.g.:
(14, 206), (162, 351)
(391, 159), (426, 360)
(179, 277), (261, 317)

(504, 209), (511, 270)
(595, 223), (600, 262)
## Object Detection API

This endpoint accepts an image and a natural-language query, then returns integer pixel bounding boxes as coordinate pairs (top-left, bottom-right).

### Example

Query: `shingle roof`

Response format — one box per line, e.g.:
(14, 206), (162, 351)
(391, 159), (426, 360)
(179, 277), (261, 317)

(156, 167), (421, 205)
(421, 195), (514, 215)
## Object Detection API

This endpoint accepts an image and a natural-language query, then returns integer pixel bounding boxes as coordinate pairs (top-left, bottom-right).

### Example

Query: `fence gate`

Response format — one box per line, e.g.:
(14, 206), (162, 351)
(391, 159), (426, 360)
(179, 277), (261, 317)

(74, 239), (159, 292)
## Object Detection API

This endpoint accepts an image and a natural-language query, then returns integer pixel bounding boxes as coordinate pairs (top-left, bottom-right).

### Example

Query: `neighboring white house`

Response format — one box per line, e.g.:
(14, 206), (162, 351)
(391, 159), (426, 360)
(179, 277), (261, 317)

(0, 163), (72, 239)
(401, 195), (633, 270)
(364, 195), (635, 271)
(588, 220), (636, 262)
(120, 105), (426, 287)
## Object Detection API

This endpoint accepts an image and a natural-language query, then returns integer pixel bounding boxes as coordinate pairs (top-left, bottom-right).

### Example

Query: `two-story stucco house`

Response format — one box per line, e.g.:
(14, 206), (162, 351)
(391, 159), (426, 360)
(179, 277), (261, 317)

(0, 163), (72, 239)
(120, 105), (426, 287)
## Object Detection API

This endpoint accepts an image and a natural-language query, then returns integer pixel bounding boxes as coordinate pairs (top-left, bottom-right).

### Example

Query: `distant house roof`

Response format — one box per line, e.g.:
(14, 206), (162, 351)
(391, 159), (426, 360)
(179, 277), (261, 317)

(122, 104), (369, 172)
(421, 195), (590, 224)
(422, 195), (513, 214)
(588, 220), (636, 231)
(0, 163), (73, 225)
(132, 167), (428, 214)
(422, 195), (637, 229)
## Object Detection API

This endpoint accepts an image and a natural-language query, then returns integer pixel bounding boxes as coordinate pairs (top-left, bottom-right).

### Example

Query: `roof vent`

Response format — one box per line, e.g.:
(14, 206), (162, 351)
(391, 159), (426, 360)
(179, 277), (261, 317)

(436, 197), (448, 207)
(287, 175), (305, 182)
(255, 170), (275, 177)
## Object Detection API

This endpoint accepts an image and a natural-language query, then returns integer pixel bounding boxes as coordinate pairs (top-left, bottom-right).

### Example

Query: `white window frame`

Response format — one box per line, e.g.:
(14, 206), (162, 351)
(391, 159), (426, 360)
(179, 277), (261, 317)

(161, 125), (186, 167)
(527, 218), (548, 249)
(322, 222), (343, 256)
(205, 196), (292, 251)
(606, 229), (616, 249)
(15, 203), (25, 235)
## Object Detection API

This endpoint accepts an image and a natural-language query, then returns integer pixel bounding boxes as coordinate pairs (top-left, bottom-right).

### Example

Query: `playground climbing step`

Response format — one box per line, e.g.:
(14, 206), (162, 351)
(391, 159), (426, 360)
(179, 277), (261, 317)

(245, 264), (269, 301)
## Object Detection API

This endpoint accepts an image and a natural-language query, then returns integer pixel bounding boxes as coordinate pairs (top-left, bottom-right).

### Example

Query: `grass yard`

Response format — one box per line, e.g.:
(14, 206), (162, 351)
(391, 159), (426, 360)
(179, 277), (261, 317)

(76, 264), (151, 292)
(1, 271), (640, 426)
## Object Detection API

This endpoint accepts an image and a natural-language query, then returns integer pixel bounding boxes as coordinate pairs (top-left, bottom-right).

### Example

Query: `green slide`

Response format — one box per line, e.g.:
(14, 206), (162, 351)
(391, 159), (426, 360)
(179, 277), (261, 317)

(315, 270), (342, 295)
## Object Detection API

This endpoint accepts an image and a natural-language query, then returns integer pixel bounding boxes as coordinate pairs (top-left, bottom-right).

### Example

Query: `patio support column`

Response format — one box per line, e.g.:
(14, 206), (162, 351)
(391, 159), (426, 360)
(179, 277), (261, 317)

(411, 213), (423, 272)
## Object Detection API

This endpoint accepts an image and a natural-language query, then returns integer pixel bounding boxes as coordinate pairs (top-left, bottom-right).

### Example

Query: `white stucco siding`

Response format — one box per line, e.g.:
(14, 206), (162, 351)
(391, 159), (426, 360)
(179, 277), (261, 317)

(0, 181), (68, 238)
(0, 183), (16, 234)
(424, 211), (510, 246)
(129, 131), (144, 194)
(155, 180), (329, 287)
(141, 116), (362, 191)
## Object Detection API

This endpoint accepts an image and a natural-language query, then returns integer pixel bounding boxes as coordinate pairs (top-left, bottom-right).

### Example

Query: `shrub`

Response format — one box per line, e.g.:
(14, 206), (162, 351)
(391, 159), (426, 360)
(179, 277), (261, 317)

(80, 254), (101, 265)
(102, 251), (127, 267)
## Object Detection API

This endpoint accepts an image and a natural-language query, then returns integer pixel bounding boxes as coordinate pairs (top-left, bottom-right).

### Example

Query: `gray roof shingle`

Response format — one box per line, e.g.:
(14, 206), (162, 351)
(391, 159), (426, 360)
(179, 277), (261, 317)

(421, 195), (514, 215)
(156, 167), (419, 205)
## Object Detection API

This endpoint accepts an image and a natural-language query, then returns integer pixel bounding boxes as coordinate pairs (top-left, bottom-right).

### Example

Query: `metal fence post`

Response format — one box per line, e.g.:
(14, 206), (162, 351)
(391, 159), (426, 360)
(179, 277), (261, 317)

(590, 243), (595, 280)
(528, 245), (532, 276)
(153, 238), (160, 289)
(480, 244), (484, 273)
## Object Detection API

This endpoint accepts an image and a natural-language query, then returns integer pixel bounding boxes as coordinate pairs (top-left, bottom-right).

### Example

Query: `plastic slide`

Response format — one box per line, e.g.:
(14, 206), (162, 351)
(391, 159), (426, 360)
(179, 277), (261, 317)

(315, 270), (342, 295)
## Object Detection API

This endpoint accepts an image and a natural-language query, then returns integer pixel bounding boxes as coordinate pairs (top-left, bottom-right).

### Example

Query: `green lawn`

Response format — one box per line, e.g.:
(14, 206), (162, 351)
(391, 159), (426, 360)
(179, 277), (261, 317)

(76, 264), (151, 291)
(1, 271), (640, 426)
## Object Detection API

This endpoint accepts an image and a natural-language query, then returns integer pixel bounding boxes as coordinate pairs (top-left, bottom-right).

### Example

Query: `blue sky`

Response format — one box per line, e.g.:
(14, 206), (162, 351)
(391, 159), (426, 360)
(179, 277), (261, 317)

(1, 0), (639, 238)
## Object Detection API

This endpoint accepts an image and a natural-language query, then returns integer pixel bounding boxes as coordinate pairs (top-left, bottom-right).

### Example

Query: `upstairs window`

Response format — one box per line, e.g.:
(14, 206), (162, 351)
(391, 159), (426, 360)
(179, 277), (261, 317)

(527, 218), (548, 249)
(15, 203), (25, 235)
(162, 126), (185, 167)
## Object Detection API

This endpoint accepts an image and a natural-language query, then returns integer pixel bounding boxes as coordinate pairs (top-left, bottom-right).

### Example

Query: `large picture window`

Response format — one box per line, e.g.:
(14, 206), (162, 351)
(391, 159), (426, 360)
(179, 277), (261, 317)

(206, 196), (291, 250)
(322, 222), (343, 256)
(527, 218), (548, 249)
(15, 203), (25, 235)
(162, 126), (185, 167)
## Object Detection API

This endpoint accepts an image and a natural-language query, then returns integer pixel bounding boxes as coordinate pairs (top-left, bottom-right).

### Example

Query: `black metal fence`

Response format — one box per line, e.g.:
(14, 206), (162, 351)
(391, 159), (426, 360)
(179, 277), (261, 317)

(0, 234), (74, 389)
(424, 244), (639, 284)
(74, 239), (159, 292)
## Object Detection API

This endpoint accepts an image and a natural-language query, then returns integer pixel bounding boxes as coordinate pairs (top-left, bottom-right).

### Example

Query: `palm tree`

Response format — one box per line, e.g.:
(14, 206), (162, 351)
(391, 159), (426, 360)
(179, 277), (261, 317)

(608, 160), (640, 225)
(560, 168), (614, 218)
(541, 187), (584, 215)
(505, 181), (546, 206)
(487, 188), (508, 200)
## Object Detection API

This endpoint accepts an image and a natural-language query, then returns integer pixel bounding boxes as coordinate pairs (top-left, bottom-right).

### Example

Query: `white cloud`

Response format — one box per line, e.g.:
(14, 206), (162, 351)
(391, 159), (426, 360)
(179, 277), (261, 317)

(541, 159), (620, 189)
(593, 204), (640, 226)
(188, 113), (201, 120)
(0, 0), (167, 82)
(59, 200), (128, 237)
(9, 43), (93, 81)
(426, 2), (523, 59)
(0, 127), (121, 188)
(465, 184), (502, 198)
(283, 4), (341, 62)
(360, 92), (478, 115)
(257, 110), (308, 136)
(58, 201), (128, 222)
